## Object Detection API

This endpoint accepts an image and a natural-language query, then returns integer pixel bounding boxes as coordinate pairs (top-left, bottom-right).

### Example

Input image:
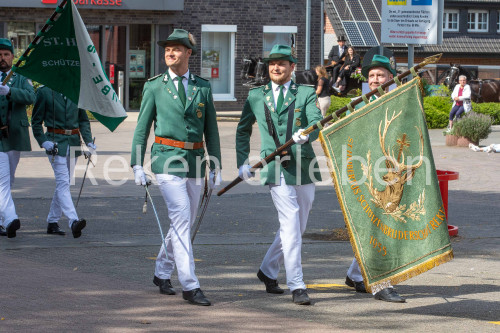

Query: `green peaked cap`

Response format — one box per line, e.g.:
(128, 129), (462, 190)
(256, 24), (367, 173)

(157, 29), (197, 55)
(362, 54), (396, 78)
(263, 44), (297, 64)
(0, 38), (14, 54)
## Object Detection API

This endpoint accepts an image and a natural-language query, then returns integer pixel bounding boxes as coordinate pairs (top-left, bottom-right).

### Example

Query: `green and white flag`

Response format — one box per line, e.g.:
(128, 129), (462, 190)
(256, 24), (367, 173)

(319, 78), (453, 293)
(13, 1), (127, 132)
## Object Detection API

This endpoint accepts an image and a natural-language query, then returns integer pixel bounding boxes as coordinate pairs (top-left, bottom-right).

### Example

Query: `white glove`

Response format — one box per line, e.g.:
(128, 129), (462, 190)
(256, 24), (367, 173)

(85, 142), (97, 157)
(41, 141), (55, 152)
(133, 165), (150, 186)
(238, 165), (255, 180)
(292, 128), (309, 145)
(0, 84), (10, 96)
(208, 169), (221, 190)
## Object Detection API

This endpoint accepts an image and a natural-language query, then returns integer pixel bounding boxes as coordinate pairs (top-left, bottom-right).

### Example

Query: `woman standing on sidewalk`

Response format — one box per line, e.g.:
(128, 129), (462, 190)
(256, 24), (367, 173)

(315, 65), (331, 117)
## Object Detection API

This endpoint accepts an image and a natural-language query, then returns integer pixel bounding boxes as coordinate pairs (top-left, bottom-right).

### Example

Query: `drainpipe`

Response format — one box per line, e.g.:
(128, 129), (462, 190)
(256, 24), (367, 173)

(305, 0), (311, 70)
(321, 0), (324, 66)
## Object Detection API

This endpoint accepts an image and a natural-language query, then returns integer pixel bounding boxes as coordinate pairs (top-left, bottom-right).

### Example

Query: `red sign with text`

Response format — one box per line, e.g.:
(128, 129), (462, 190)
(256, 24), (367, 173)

(211, 68), (219, 79)
(42, 0), (58, 4)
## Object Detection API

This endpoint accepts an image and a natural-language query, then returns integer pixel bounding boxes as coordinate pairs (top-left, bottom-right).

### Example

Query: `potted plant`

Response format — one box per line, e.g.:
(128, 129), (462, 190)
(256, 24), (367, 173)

(444, 127), (459, 146)
(453, 112), (493, 147)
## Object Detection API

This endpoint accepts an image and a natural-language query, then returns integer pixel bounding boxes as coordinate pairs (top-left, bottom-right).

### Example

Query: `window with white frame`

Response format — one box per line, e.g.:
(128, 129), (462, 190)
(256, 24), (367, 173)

(468, 10), (489, 32)
(443, 10), (459, 32)
(497, 10), (500, 32)
(201, 25), (236, 101)
(262, 26), (297, 58)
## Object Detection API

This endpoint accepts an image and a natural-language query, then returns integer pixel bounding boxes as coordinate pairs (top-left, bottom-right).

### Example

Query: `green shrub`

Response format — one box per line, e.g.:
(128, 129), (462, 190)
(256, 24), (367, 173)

(327, 95), (353, 117)
(453, 112), (492, 144)
(423, 96), (451, 129)
(471, 102), (500, 125)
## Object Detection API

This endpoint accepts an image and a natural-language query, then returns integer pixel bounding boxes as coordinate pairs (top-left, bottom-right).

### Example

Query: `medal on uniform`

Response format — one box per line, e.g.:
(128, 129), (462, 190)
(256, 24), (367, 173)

(198, 103), (204, 107)
(295, 118), (301, 126)
(197, 110), (203, 118)
(174, 95), (178, 99)
(294, 108), (301, 113)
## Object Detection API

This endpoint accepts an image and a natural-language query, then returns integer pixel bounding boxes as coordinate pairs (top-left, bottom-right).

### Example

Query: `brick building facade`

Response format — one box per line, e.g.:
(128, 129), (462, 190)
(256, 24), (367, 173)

(0, 0), (323, 112)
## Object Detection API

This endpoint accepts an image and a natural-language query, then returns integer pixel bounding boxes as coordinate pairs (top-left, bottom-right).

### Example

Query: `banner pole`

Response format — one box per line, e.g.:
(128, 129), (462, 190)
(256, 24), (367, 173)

(2, 0), (68, 86)
(217, 53), (443, 196)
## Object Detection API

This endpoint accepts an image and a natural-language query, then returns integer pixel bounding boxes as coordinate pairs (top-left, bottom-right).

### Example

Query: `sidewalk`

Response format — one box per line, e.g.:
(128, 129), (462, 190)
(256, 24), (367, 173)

(1, 118), (499, 332)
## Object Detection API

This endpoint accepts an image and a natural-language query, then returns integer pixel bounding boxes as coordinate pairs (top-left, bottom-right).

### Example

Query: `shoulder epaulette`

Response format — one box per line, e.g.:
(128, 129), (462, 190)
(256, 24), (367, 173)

(300, 84), (315, 88)
(193, 74), (209, 82)
(250, 85), (265, 90)
(147, 74), (162, 81)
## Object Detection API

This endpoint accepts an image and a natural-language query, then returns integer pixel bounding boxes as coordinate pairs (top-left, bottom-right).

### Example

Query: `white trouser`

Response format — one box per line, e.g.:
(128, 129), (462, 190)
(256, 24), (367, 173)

(260, 175), (315, 292)
(0, 151), (20, 227)
(154, 174), (202, 291)
(347, 258), (392, 294)
(317, 96), (332, 117)
(47, 152), (79, 227)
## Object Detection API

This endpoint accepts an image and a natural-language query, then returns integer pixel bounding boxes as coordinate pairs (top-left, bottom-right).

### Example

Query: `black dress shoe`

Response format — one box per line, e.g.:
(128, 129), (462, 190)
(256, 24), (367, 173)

(153, 276), (176, 295)
(47, 223), (66, 236)
(6, 219), (20, 238)
(257, 269), (284, 294)
(0, 226), (6, 236)
(345, 276), (367, 293)
(71, 219), (86, 238)
(292, 289), (311, 305)
(182, 288), (211, 306)
(374, 288), (406, 303)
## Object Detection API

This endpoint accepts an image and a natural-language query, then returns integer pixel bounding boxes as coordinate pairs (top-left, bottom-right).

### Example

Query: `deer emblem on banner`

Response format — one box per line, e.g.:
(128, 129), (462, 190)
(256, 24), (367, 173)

(362, 109), (426, 223)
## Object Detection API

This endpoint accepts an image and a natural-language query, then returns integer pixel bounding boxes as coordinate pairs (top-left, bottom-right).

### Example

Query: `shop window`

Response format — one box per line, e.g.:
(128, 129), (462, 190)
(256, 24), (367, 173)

(201, 25), (236, 101)
(128, 24), (153, 110)
(7, 22), (36, 54)
(468, 10), (489, 32)
(262, 26), (297, 58)
(443, 10), (459, 32)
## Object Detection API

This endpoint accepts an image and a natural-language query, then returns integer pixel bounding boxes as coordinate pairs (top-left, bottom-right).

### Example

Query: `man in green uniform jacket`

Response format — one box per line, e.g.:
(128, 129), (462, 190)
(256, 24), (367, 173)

(0, 38), (35, 238)
(236, 44), (322, 305)
(31, 86), (95, 238)
(344, 54), (405, 303)
(130, 29), (221, 306)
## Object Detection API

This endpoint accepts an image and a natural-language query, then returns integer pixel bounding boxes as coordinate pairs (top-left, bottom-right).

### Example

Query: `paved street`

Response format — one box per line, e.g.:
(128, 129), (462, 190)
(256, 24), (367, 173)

(1, 114), (499, 332)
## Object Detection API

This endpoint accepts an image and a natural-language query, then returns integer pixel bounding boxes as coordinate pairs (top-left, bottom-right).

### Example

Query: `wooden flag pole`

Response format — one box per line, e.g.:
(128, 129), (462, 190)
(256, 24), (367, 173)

(2, 0), (68, 86)
(217, 53), (442, 196)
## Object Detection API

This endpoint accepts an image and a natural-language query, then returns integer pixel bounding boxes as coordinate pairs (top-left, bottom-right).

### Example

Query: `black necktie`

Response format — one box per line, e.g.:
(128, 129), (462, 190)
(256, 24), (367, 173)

(1, 72), (6, 83)
(177, 76), (186, 106)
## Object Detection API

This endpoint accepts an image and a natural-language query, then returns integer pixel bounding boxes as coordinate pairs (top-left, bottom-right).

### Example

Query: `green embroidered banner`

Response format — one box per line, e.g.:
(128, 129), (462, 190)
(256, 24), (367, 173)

(319, 78), (453, 293)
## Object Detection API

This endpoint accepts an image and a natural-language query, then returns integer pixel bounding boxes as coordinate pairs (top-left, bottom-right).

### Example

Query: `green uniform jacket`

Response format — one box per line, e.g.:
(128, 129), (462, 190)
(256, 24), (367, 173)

(0, 72), (35, 152)
(236, 81), (323, 185)
(31, 86), (93, 157)
(130, 72), (221, 178)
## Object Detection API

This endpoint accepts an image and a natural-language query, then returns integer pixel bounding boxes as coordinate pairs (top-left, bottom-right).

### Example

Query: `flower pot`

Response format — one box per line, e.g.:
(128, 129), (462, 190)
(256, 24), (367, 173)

(457, 136), (478, 147)
(445, 134), (458, 146)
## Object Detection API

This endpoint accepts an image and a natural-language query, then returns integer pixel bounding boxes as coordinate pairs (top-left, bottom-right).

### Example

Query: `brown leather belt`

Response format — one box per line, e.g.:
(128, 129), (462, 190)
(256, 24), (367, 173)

(155, 136), (203, 150)
(47, 127), (80, 136)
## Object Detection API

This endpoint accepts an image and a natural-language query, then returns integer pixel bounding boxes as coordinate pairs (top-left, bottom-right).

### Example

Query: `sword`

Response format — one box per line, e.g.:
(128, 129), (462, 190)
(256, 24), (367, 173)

(144, 184), (169, 260)
(191, 169), (218, 243)
(75, 137), (95, 209)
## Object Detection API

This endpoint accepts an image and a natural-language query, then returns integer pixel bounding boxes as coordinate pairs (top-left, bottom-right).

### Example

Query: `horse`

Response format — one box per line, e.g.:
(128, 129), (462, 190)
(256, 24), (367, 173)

(446, 64), (500, 103)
